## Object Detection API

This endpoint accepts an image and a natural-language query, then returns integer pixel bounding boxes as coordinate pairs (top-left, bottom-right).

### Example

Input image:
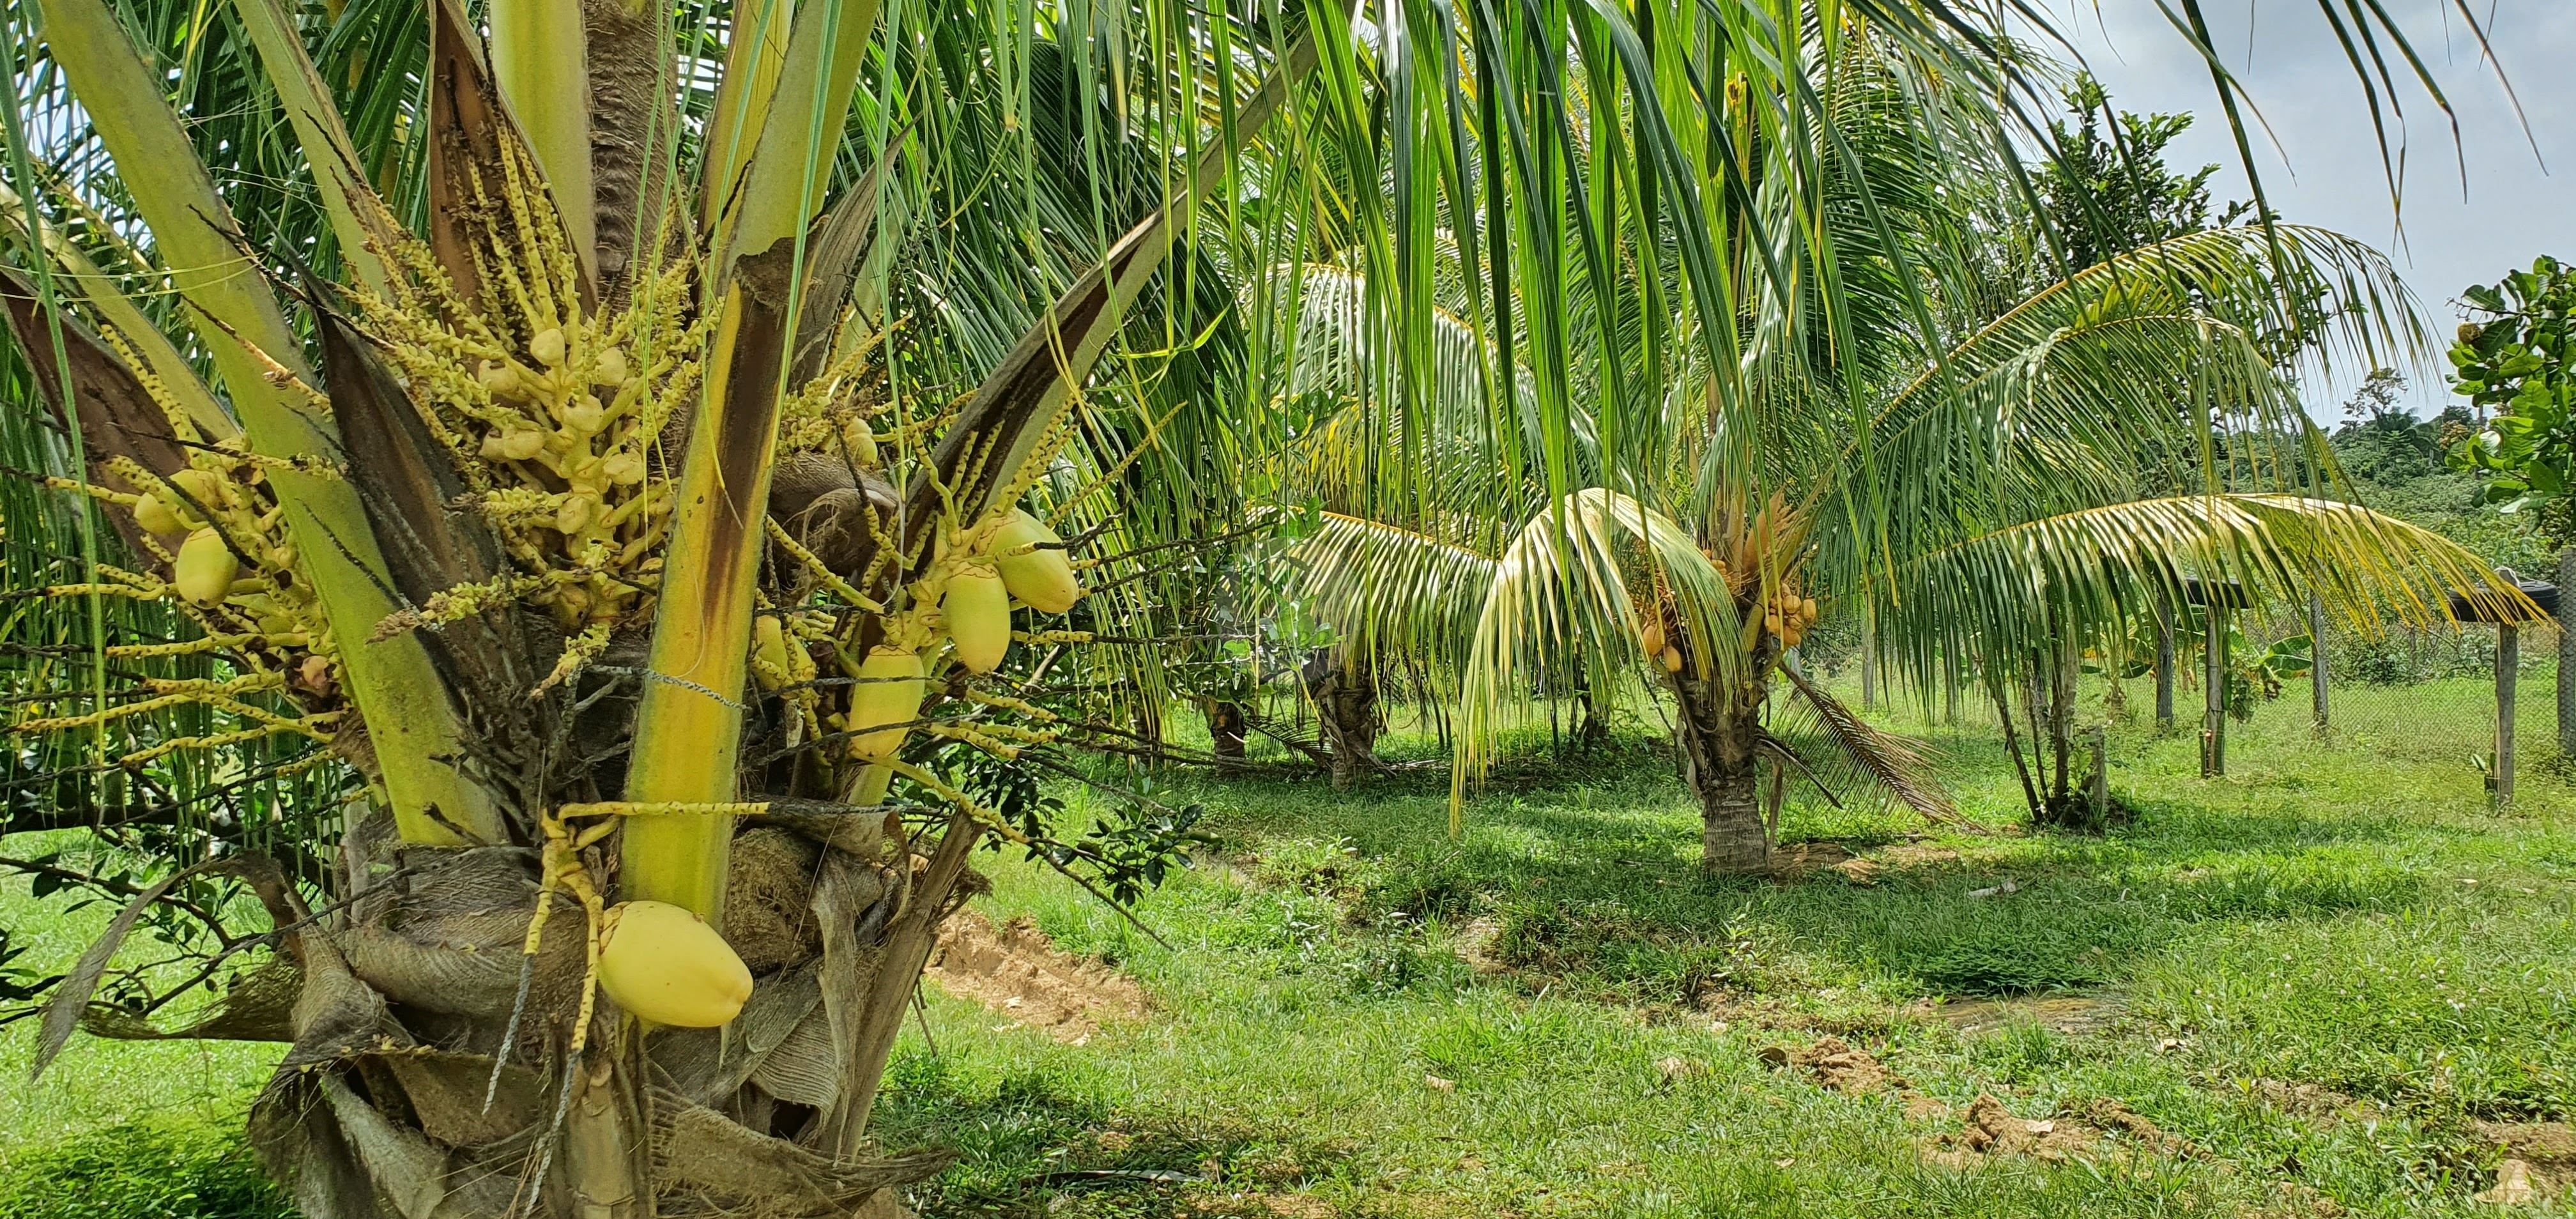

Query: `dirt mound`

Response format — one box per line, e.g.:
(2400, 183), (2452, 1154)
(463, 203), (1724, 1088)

(2079, 1098), (2195, 1158)
(1933, 1094), (2101, 1164)
(1759, 1036), (1904, 1094)
(1920, 1096), (2192, 1168)
(924, 909), (1147, 1044)
(2239, 1078), (2388, 1126)
(2476, 1123), (2576, 1198)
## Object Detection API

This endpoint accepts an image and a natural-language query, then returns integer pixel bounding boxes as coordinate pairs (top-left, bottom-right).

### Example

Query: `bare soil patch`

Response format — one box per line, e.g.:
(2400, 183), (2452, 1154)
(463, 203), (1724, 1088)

(1929, 994), (2115, 1036)
(1922, 1095), (2191, 1168)
(2475, 1122), (2576, 1199)
(925, 908), (1147, 1043)
(1759, 1035), (1905, 1093)
(1451, 917), (1508, 974)
(1768, 842), (1883, 884)
(1757, 1034), (2193, 1170)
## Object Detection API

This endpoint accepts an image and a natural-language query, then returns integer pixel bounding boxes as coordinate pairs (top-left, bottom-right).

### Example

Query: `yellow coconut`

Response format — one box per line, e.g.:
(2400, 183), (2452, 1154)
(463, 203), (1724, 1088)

(165, 468), (224, 526)
(1661, 646), (1685, 673)
(174, 529), (239, 606)
(1802, 597), (1819, 622)
(751, 616), (792, 689)
(848, 647), (925, 761)
(595, 900), (753, 1027)
(986, 510), (1081, 614)
(944, 565), (1012, 673)
(1637, 617), (1666, 657)
(131, 493), (186, 537)
(843, 417), (881, 467)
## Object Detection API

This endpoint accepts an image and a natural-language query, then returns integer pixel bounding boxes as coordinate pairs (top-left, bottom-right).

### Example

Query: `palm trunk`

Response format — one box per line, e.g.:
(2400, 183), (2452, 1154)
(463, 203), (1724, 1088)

(2050, 641), (2076, 801)
(1671, 655), (1770, 875)
(1303, 650), (1381, 789)
(1206, 700), (1248, 762)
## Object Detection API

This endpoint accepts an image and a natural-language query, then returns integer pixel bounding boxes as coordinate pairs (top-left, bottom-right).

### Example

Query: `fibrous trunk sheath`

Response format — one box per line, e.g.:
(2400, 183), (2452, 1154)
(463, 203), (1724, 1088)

(1671, 664), (1769, 874)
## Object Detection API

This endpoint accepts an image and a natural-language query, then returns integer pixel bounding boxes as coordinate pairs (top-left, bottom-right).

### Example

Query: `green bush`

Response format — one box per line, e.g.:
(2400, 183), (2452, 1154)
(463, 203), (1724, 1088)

(0, 1112), (286, 1219)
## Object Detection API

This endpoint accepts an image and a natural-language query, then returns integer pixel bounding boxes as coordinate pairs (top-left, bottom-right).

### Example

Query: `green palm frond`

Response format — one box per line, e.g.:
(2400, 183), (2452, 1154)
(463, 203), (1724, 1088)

(1876, 493), (2526, 694)
(1450, 488), (1737, 801)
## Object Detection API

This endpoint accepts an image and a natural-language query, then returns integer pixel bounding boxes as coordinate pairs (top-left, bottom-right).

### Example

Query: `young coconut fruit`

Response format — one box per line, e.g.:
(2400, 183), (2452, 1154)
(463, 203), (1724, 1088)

(131, 492), (187, 537)
(751, 615), (792, 690)
(1638, 615), (1667, 657)
(1661, 645), (1685, 673)
(848, 646), (926, 761)
(174, 528), (239, 606)
(595, 900), (753, 1027)
(164, 468), (224, 528)
(986, 509), (1082, 613)
(944, 564), (1012, 673)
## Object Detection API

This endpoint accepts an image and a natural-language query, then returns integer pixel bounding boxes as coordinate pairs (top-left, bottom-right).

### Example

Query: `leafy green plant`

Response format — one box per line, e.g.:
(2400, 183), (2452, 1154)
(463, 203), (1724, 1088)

(2445, 256), (2576, 543)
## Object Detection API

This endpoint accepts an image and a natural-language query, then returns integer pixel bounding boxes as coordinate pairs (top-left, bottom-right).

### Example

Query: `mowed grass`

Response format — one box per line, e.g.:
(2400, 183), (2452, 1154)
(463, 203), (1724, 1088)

(7, 679), (2575, 1217)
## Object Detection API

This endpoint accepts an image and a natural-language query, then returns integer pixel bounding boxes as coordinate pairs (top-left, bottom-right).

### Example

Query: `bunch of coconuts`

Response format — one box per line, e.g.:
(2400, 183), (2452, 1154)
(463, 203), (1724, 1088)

(1765, 584), (1819, 648)
(592, 507), (1085, 1031)
(1634, 570), (1823, 673)
(833, 507), (1084, 767)
(130, 462), (317, 641)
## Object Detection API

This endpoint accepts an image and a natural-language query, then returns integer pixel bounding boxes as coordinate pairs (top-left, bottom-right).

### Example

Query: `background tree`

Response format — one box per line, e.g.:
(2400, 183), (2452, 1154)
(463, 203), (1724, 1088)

(2445, 255), (2576, 754)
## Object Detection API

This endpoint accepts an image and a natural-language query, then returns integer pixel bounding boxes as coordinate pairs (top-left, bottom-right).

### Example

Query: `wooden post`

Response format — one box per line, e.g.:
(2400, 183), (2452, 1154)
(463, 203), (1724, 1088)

(2088, 724), (2108, 823)
(2203, 603), (2227, 777)
(2154, 592), (2175, 734)
(2310, 591), (2329, 735)
(2499, 620), (2518, 808)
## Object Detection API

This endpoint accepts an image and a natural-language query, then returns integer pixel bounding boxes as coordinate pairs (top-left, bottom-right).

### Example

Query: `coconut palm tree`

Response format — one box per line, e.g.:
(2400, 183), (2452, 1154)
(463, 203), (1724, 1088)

(0, 0), (2525, 1213)
(2, 0), (1320, 1206)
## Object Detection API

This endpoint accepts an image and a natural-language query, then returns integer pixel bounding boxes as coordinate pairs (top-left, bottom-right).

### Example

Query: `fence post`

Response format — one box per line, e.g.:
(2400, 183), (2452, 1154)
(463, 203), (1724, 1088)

(2203, 603), (2227, 777)
(2154, 593), (2175, 734)
(2310, 591), (2329, 735)
(2499, 620), (2518, 809)
(2559, 545), (2574, 756)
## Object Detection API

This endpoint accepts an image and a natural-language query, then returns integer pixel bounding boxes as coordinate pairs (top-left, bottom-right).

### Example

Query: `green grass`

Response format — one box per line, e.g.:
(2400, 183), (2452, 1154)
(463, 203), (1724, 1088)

(6, 677), (2574, 1216)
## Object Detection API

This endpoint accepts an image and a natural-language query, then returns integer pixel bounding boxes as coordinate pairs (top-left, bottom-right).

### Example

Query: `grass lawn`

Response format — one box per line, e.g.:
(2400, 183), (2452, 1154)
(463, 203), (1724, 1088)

(6, 677), (2573, 1217)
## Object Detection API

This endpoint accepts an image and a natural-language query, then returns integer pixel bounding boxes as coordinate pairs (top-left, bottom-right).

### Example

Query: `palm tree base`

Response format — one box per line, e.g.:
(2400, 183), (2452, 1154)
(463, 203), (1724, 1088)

(1695, 765), (1774, 875)
(218, 811), (963, 1218)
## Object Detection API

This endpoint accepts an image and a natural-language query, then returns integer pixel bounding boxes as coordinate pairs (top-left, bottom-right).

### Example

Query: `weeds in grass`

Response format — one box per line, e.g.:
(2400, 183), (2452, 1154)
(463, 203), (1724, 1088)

(0, 1113), (287, 1219)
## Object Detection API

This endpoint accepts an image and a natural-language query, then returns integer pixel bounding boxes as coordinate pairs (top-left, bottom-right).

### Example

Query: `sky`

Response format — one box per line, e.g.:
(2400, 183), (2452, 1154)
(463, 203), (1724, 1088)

(2010, 2), (2573, 423)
